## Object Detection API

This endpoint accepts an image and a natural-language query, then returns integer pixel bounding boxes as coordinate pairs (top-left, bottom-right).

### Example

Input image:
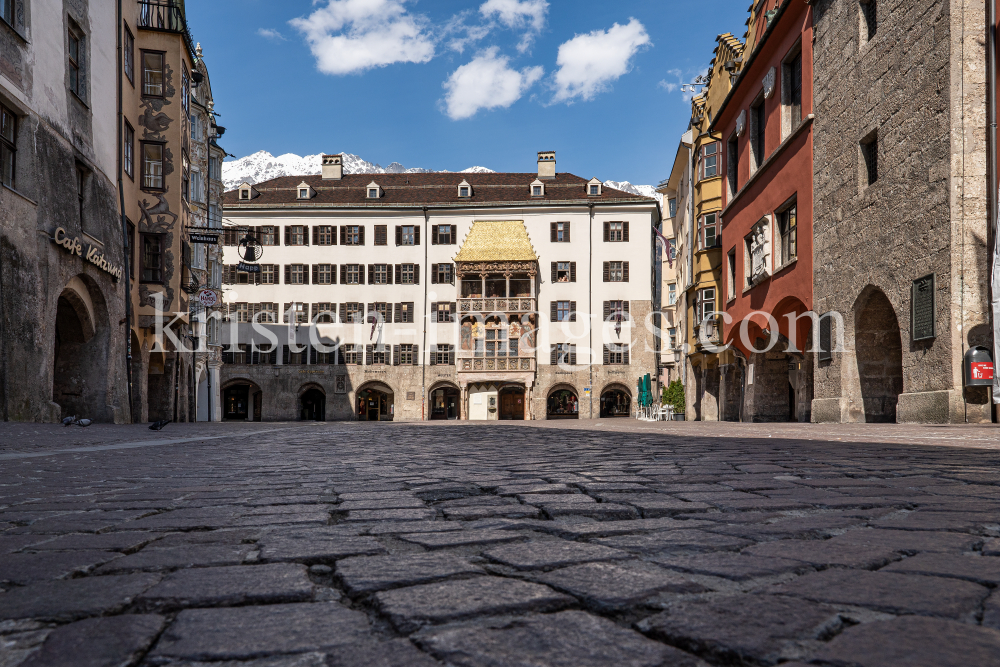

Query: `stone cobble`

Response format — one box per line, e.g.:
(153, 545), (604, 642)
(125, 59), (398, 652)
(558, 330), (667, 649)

(1, 420), (1000, 666)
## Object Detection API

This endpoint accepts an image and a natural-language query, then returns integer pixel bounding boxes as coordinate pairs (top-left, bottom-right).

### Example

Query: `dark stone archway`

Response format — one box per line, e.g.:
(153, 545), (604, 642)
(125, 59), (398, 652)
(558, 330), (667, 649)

(52, 278), (110, 421)
(855, 289), (903, 423)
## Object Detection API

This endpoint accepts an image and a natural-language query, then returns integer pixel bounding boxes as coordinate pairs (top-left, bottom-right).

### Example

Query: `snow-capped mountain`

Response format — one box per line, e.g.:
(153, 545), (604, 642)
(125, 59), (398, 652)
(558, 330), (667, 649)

(222, 152), (661, 206)
(222, 151), (494, 191)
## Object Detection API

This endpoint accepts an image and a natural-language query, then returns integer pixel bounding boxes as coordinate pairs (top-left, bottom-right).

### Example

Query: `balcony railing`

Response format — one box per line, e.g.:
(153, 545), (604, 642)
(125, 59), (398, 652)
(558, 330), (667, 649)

(458, 297), (536, 314)
(460, 357), (536, 373)
(138, 1), (196, 56)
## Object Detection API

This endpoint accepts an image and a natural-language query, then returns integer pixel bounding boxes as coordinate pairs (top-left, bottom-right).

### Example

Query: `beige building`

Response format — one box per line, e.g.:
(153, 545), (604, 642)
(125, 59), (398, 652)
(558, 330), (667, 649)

(218, 152), (659, 422)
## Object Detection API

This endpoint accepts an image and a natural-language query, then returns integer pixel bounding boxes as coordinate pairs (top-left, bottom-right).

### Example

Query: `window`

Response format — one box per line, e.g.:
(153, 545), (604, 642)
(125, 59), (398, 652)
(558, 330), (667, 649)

(434, 225), (453, 245)
(240, 189), (250, 200)
(397, 263), (417, 285)
(123, 25), (135, 85)
(315, 225), (334, 245)
(552, 343), (576, 365)
(286, 264), (307, 285)
(668, 283), (677, 306)
(668, 199), (677, 218)
(342, 225), (363, 245)
(209, 155), (222, 182)
(190, 113), (202, 142)
(861, 0), (877, 41)
(314, 264), (334, 285)
(861, 131), (878, 186)
(68, 26), (85, 100)
(667, 328), (677, 349)
(234, 303), (249, 323)
(181, 67), (189, 113)
(344, 303), (364, 324)
(551, 221), (570, 243)
(259, 226), (277, 245)
(141, 142), (164, 190)
(123, 121), (134, 180)
(751, 99), (766, 169)
(259, 303), (278, 323)
(345, 264), (362, 285)
(1, 103), (16, 189)
(532, 185), (543, 196)
(701, 213), (719, 249)
(141, 234), (163, 283)
(432, 344), (454, 366)
(298, 188), (308, 199)
(459, 186), (470, 197)
(589, 184), (600, 195)
(234, 265), (253, 285)
(396, 225), (417, 246)
(261, 264), (277, 285)
(554, 300), (573, 322)
(312, 302), (336, 323)
(0, 0), (12, 26)
(727, 248), (737, 300)
(484, 325), (509, 358)
(370, 264), (390, 285)
(369, 302), (389, 324)
(397, 344), (415, 365)
(433, 264), (453, 284)
(778, 204), (797, 266)
(605, 344), (629, 365)
(552, 261), (575, 282)
(607, 221), (625, 242)
(368, 187), (379, 198)
(374, 225), (387, 246)
(604, 261), (628, 282)
(342, 344), (360, 365)
(701, 142), (719, 179)
(727, 134), (738, 196)
(433, 302), (454, 323)
(141, 51), (164, 97)
(286, 225), (307, 246)
(395, 302), (415, 323)
(281, 303), (308, 325)
(696, 288), (716, 325)
(191, 170), (204, 203)
(785, 51), (803, 130)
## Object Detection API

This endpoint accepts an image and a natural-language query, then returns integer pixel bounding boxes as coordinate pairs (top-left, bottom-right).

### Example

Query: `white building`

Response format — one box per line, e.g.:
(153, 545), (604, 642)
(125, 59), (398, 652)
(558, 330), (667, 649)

(219, 152), (660, 421)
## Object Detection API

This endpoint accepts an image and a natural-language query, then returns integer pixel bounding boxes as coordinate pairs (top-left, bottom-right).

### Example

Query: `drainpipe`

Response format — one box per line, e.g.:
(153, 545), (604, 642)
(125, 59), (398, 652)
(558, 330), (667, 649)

(990, 0), (1000, 410)
(589, 203), (594, 418)
(117, 0), (134, 422)
(421, 206), (429, 420)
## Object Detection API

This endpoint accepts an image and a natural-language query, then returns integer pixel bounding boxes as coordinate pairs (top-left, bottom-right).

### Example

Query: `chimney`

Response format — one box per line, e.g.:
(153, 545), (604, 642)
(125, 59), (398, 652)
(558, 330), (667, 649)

(322, 154), (343, 180)
(537, 151), (556, 180)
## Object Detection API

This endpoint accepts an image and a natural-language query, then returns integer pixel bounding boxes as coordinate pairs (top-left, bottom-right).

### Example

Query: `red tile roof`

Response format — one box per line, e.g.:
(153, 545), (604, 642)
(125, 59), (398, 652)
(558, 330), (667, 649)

(223, 173), (655, 208)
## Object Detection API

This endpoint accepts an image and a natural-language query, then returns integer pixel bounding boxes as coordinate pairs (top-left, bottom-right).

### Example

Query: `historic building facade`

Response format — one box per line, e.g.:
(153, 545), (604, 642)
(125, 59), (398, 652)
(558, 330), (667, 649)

(714, 0), (815, 422)
(810, 0), (990, 423)
(218, 152), (658, 421)
(0, 0), (130, 422)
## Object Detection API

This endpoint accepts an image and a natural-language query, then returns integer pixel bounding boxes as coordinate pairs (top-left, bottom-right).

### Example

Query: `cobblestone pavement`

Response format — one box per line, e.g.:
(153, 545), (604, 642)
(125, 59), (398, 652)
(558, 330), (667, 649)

(2, 420), (1000, 667)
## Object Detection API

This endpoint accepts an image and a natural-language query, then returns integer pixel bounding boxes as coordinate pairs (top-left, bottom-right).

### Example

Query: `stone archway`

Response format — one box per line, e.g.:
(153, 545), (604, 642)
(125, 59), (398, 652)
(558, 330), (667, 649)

(429, 382), (460, 420)
(855, 288), (903, 423)
(546, 384), (579, 419)
(600, 383), (632, 418)
(222, 379), (262, 421)
(299, 384), (326, 421)
(52, 276), (111, 421)
(356, 381), (395, 421)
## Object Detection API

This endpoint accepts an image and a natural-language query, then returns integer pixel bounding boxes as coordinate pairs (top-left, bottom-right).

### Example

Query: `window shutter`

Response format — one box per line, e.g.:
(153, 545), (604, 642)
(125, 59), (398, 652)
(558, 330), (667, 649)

(570, 302), (577, 322)
(432, 225), (439, 244)
(431, 264), (438, 284)
(603, 262), (610, 282)
(551, 345), (557, 365)
(431, 303), (437, 323)
(254, 270), (261, 285)
(340, 226), (346, 245)
(450, 267), (456, 285)
(284, 265), (291, 284)
(570, 345), (577, 365)
(413, 265), (419, 284)
(550, 222), (557, 243)
(623, 262), (629, 282)
(251, 348), (260, 365)
(358, 226), (365, 245)
(550, 302), (558, 322)
(450, 302), (456, 319)
(446, 346), (453, 365)
(384, 305), (392, 324)
(303, 265), (310, 285)
(331, 226), (337, 245)
(303, 226), (309, 246)
(414, 345), (421, 366)
(551, 262), (557, 282)
(340, 265), (347, 284)
(565, 222), (570, 242)
(623, 345), (630, 365)
(623, 221), (629, 242)
(603, 301), (610, 321)
(360, 265), (366, 284)
(414, 226), (420, 245)
(394, 264), (401, 284)
(429, 345), (437, 366)
(284, 226), (291, 246)
(603, 221), (610, 242)
(367, 264), (374, 285)
(393, 345), (400, 366)
(603, 345), (610, 365)
(283, 345), (290, 365)
(570, 262), (577, 282)
(365, 345), (373, 366)
(339, 304), (347, 323)
(310, 347), (318, 365)
(313, 227), (319, 245)
(394, 303), (402, 322)
(395, 226), (402, 246)
(311, 303), (317, 320)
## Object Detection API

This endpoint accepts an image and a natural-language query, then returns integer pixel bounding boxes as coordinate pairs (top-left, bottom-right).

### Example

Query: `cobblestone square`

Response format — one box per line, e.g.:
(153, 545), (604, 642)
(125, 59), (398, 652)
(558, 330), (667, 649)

(2, 420), (1000, 666)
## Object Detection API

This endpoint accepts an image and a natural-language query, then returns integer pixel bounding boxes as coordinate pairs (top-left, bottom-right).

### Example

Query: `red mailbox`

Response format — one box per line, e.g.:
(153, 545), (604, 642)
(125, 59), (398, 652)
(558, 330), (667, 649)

(964, 346), (994, 387)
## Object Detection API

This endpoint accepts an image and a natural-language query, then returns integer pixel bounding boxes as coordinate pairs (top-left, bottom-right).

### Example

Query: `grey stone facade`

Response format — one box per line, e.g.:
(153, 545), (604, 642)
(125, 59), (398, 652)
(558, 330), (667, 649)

(811, 0), (990, 423)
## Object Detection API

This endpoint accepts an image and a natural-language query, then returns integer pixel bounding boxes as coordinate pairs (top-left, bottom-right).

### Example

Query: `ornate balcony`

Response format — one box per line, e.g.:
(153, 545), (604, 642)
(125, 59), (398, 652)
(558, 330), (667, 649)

(138, 1), (196, 56)
(459, 357), (536, 373)
(458, 297), (536, 315)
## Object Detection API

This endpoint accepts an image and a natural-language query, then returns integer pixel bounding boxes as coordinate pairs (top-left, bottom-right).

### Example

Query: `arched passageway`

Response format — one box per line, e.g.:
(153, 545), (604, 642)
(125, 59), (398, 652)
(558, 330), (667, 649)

(855, 289), (903, 423)
(223, 381), (262, 421)
(300, 387), (326, 421)
(600, 385), (632, 418)
(357, 383), (394, 421)
(547, 387), (579, 419)
(430, 384), (460, 420)
(52, 278), (110, 421)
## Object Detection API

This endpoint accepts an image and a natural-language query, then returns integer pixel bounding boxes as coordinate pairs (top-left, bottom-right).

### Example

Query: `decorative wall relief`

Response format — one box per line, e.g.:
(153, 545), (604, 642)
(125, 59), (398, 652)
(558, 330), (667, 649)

(139, 107), (171, 135)
(139, 193), (179, 228)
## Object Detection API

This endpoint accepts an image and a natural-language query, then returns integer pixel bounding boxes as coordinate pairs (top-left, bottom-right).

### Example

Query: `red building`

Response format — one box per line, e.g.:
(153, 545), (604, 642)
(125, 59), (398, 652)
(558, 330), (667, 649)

(711, 0), (814, 422)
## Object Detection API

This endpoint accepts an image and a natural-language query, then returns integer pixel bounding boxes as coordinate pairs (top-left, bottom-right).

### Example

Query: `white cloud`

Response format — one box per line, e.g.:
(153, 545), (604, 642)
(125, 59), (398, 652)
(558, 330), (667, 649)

(442, 47), (543, 120)
(289, 0), (435, 75)
(658, 69), (682, 93)
(257, 28), (287, 42)
(479, 0), (548, 52)
(551, 18), (651, 104)
(441, 10), (492, 54)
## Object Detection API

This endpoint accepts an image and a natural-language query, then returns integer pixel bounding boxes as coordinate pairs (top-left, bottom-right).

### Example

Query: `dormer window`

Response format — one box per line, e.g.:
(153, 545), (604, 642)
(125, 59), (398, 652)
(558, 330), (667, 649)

(240, 189), (249, 200)
(458, 180), (472, 198)
(367, 181), (381, 199)
(587, 178), (602, 196)
(237, 181), (256, 201)
(531, 179), (545, 197)
(296, 181), (312, 200)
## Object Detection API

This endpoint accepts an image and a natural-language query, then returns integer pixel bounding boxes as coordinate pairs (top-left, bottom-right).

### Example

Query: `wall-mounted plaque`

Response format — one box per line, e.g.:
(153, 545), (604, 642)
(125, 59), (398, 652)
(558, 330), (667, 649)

(818, 312), (833, 362)
(911, 274), (936, 341)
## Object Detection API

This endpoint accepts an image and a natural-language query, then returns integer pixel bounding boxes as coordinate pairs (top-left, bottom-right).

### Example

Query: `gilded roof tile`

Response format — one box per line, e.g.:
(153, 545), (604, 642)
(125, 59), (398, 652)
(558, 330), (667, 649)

(454, 220), (537, 262)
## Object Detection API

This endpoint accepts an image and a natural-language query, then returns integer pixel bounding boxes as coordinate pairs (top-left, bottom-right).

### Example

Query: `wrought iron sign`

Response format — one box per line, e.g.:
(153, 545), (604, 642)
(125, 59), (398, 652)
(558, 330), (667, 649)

(236, 230), (262, 274)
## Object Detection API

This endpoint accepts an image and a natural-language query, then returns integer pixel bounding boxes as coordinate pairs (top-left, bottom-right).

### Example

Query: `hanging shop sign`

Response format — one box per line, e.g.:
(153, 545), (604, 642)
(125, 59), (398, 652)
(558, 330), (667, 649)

(197, 289), (219, 308)
(189, 232), (220, 244)
(51, 227), (123, 282)
(237, 261), (261, 273)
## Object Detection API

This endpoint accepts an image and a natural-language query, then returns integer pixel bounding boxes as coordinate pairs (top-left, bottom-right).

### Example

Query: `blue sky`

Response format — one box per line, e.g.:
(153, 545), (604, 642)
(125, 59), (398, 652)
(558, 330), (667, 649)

(187, 0), (749, 185)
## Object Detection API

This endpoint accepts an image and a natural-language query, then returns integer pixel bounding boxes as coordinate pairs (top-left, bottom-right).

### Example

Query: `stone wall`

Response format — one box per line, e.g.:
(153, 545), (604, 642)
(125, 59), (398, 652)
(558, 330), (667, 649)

(810, 0), (989, 423)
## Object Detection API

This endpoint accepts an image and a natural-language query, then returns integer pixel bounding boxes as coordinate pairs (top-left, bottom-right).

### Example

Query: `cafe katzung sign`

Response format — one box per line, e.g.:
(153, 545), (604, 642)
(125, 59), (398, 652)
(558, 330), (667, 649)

(51, 227), (123, 282)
